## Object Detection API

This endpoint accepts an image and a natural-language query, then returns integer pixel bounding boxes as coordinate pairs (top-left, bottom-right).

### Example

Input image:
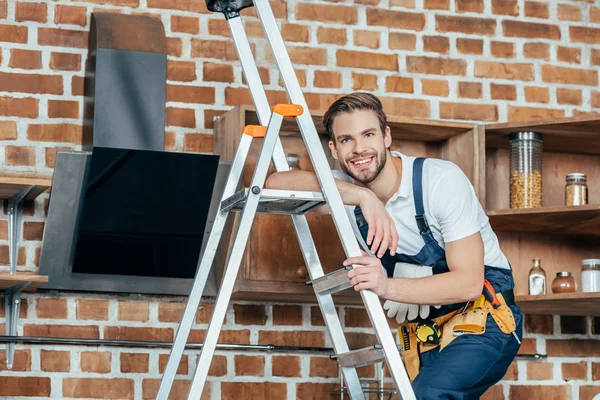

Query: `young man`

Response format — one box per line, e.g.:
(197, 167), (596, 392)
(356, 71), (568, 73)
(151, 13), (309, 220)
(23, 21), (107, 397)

(265, 92), (522, 399)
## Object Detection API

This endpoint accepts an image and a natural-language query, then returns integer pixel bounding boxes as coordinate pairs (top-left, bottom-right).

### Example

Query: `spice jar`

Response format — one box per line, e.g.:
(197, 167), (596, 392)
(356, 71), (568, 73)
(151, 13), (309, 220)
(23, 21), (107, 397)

(565, 173), (588, 206)
(551, 272), (577, 293)
(509, 132), (543, 209)
(581, 259), (600, 293)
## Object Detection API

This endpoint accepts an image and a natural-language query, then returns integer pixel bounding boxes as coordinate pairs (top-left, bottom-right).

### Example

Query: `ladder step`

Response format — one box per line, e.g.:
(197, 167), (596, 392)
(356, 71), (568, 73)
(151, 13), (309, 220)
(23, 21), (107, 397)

(334, 345), (386, 368)
(307, 266), (353, 295)
(220, 188), (326, 215)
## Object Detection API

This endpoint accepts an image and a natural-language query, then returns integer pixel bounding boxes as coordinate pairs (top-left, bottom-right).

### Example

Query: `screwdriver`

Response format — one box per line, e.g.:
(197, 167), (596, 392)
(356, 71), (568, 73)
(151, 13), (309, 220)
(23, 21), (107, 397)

(482, 280), (521, 344)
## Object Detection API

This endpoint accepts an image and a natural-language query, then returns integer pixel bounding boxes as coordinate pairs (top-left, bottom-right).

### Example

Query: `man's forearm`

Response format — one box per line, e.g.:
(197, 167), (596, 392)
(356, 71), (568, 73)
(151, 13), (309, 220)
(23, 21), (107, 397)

(384, 271), (483, 305)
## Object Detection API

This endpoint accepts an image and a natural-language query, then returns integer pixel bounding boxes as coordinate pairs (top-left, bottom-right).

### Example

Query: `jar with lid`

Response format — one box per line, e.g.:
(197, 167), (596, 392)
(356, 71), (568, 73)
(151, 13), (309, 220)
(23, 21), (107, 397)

(581, 259), (600, 293)
(551, 272), (577, 293)
(565, 173), (588, 206)
(509, 132), (543, 209)
(528, 258), (546, 295)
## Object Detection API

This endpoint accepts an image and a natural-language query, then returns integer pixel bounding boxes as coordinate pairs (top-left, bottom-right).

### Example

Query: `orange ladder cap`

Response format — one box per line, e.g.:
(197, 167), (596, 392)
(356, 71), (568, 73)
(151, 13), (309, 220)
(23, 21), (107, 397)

(242, 125), (267, 138)
(272, 104), (303, 118)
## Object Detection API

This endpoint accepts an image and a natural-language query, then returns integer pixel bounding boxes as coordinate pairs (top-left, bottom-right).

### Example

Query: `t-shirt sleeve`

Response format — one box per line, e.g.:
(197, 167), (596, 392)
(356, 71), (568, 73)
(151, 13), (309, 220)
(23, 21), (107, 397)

(430, 164), (486, 243)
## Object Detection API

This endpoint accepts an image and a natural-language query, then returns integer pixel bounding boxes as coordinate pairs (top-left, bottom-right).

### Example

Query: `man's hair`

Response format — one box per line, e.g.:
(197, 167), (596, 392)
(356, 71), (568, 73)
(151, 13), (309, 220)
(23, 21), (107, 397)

(322, 92), (387, 142)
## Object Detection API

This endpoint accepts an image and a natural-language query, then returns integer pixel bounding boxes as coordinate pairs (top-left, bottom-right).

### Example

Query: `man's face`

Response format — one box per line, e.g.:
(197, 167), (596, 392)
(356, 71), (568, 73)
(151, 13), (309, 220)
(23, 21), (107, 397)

(328, 109), (391, 184)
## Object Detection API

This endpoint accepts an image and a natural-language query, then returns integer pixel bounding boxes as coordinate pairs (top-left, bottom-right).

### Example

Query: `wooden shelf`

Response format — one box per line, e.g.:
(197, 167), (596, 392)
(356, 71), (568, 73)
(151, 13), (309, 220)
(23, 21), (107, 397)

(0, 272), (48, 291)
(487, 204), (600, 236)
(0, 175), (52, 200)
(516, 292), (600, 316)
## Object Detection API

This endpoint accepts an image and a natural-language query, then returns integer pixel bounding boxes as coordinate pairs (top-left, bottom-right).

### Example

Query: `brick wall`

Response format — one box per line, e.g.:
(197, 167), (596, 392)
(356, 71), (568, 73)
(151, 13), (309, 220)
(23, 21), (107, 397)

(1, 0), (600, 399)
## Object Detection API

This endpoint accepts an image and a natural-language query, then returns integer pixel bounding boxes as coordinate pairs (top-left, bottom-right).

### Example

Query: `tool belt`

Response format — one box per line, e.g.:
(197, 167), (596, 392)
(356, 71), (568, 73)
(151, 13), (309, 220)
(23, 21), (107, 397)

(397, 287), (516, 381)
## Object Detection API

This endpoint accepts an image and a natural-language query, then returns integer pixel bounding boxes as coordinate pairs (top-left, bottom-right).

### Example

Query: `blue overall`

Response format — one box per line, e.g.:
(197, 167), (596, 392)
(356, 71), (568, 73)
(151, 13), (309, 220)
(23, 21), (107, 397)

(354, 157), (523, 399)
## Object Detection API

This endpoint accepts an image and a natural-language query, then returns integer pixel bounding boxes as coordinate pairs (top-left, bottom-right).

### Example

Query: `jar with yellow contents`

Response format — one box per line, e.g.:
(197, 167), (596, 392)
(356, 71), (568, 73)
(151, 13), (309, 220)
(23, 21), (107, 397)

(509, 132), (543, 209)
(565, 173), (588, 206)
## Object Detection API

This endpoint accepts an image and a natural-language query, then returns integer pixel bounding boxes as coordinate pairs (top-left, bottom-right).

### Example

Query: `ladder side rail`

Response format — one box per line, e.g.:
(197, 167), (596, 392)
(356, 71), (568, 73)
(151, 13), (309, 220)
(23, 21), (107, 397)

(253, 1), (416, 398)
(186, 111), (287, 399)
(156, 134), (254, 400)
(229, 15), (366, 399)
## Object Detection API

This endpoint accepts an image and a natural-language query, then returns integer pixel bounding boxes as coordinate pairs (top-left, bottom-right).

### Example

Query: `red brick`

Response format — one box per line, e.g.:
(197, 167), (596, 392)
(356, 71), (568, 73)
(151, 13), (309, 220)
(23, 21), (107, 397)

(77, 299), (109, 320)
(166, 84), (215, 104)
(491, 83), (516, 100)
(503, 20), (560, 40)
(475, 61), (533, 81)
(491, 41), (515, 58)
(525, 315), (553, 334)
(191, 39), (238, 60)
(204, 109), (225, 129)
(88, 0), (139, 6)
(55, 5), (86, 26)
(0, 72), (62, 94)
(354, 30), (380, 49)
(592, 7), (600, 23)
(389, 32), (416, 50)
(48, 100), (79, 119)
(234, 355), (264, 376)
(28, 123), (82, 144)
(457, 38), (483, 55)
(557, 88), (582, 106)
(164, 131), (176, 151)
(24, 324), (99, 338)
(221, 382), (286, 399)
(570, 26), (600, 45)
(208, 355), (227, 377)
(0, 121), (17, 139)
(525, 1), (548, 18)
(259, 331), (325, 347)
(386, 76), (413, 93)
(314, 70), (342, 89)
(557, 46), (581, 64)
(167, 37), (183, 57)
(524, 87), (549, 104)
(581, 386), (600, 400)
(15, 2), (47, 22)
(317, 27), (346, 45)
(0, 1), (6, 19)
(118, 301), (149, 322)
(562, 362), (587, 381)
(337, 49), (397, 71)
(482, 385), (504, 399)
(63, 378), (134, 399)
(158, 353), (188, 375)
(456, 0), (483, 13)
(81, 351), (111, 373)
(422, 79), (448, 97)
(424, 0), (449, 10)
(458, 82), (482, 99)
(9, 49), (41, 69)
(183, 133), (213, 153)
(541, 65), (597, 86)
(352, 73), (378, 91)
(440, 102), (497, 121)
(367, 8), (425, 31)
(310, 357), (338, 377)
(147, 0), (207, 12)
(296, 3), (357, 24)
(282, 23), (309, 43)
(0, 377), (50, 397)
(142, 379), (208, 400)
(71, 76), (84, 95)
(523, 42), (549, 59)
(38, 28), (88, 48)
(0, 25), (28, 44)
(380, 97), (430, 118)
(546, 339), (600, 357)
(390, 0), (415, 6)
(171, 15), (199, 34)
(207, 19), (230, 37)
(527, 361), (553, 380)
(234, 304), (266, 325)
(0, 349), (31, 371)
(203, 63), (233, 82)
(423, 35), (449, 53)
(272, 305), (303, 325)
(167, 60), (196, 82)
(436, 15), (495, 35)
(297, 383), (339, 400)
(593, 362), (600, 380)
(40, 350), (70, 372)
(503, 361), (518, 380)
(5, 146), (35, 166)
(406, 56), (465, 75)
(491, 0), (519, 16)
(272, 356), (301, 377)
(510, 385), (569, 399)
(105, 326), (173, 342)
(558, 4), (582, 21)
(507, 106), (563, 122)
(36, 298), (67, 319)
(189, 329), (250, 345)
(120, 353), (149, 373)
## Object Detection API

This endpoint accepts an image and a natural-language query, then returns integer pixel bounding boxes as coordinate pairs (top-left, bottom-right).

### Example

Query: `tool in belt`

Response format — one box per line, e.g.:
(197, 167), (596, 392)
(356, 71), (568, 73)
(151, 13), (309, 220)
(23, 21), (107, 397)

(397, 279), (519, 381)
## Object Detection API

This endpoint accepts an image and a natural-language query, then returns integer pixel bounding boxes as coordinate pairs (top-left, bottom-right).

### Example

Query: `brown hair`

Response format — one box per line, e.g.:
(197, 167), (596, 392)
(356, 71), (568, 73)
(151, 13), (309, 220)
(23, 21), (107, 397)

(322, 92), (387, 142)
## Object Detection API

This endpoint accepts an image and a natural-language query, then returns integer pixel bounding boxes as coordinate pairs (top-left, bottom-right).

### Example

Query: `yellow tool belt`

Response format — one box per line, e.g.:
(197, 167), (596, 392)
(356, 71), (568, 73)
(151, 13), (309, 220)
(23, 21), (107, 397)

(397, 293), (517, 381)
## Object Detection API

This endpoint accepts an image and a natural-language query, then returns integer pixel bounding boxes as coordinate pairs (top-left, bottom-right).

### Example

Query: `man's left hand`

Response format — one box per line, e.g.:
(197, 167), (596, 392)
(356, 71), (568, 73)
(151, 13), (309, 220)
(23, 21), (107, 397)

(344, 252), (389, 297)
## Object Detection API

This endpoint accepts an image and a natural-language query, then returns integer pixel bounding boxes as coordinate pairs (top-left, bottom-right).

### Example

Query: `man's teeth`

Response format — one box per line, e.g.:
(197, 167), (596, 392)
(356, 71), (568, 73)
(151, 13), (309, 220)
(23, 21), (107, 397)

(354, 159), (370, 165)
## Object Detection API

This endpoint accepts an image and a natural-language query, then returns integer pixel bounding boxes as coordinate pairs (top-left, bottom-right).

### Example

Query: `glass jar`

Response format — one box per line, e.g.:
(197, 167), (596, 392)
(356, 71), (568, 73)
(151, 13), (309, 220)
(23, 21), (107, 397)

(286, 153), (300, 169)
(528, 258), (546, 295)
(509, 132), (543, 209)
(565, 173), (588, 206)
(551, 272), (577, 293)
(581, 259), (600, 293)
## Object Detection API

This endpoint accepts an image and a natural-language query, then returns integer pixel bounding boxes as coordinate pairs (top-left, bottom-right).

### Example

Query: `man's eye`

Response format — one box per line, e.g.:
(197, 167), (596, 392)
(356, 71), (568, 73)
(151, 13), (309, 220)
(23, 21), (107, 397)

(341, 138), (350, 143)
(365, 132), (374, 137)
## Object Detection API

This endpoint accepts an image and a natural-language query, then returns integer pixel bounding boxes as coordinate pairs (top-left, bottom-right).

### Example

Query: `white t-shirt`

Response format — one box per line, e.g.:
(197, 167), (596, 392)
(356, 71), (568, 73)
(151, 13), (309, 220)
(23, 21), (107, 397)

(333, 151), (510, 270)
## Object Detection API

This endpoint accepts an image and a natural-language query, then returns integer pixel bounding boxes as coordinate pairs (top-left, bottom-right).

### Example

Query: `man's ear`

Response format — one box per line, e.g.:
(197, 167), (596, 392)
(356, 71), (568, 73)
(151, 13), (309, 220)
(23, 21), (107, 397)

(384, 126), (392, 149)
(328, 140), (339, 160)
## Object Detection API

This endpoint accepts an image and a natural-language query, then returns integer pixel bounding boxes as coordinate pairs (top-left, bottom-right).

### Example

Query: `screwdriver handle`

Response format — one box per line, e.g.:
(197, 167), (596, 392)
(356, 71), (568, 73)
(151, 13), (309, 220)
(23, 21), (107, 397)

(482, 279), (501, 309)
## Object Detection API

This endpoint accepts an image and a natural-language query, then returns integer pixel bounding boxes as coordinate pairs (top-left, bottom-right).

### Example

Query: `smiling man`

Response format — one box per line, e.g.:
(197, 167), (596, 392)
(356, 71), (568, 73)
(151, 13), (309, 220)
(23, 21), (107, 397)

(265, 92), (523, 399)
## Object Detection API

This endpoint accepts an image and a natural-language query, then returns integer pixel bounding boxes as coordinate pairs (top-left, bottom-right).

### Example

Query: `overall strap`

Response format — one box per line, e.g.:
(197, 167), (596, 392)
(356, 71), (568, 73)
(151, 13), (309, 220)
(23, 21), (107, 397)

(412, 157), (431, 234)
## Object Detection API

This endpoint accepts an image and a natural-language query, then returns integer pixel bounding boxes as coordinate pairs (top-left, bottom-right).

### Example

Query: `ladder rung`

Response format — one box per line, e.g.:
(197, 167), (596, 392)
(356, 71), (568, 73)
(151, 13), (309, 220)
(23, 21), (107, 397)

(307, 266), (353, 295)
(220, 188), (326, 215)
(335, 345), (385, 368)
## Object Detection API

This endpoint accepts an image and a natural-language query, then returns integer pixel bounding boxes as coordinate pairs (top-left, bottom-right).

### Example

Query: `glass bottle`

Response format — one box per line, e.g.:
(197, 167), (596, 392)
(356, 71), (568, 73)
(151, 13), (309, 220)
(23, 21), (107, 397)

(509, 132), (543, 209)
(528, 258), (546, 295)
(551, 272), (577, 293)
(565, 173), (588, 206)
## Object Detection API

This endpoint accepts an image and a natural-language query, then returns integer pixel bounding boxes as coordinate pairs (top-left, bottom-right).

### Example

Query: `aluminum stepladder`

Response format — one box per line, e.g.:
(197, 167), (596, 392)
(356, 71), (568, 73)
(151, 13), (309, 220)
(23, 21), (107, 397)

(156, 0), (416, 399)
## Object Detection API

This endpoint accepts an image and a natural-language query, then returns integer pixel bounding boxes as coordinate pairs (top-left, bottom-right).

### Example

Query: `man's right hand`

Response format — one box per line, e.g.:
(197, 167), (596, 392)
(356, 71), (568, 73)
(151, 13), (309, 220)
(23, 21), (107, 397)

(357, 189), (398, 258)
